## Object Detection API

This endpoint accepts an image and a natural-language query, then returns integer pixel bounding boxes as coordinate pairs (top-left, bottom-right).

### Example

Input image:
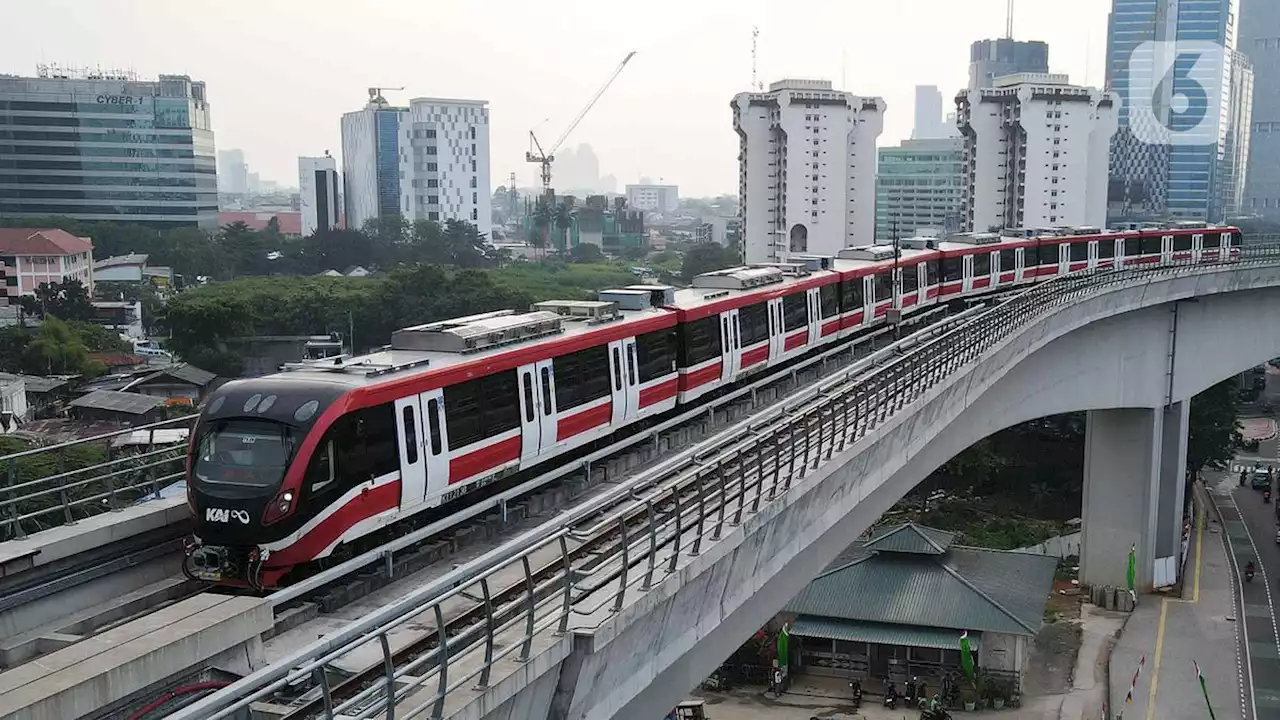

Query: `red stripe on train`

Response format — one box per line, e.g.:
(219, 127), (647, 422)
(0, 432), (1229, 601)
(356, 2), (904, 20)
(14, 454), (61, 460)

(821, 319), (841, 337)
(679, 361), (723, 392)
(449, 436), (521, 484)
(265, 480), (401, 567)
(556, 402), (612, 442)
(639, 376), (679, 408)
(741, 345), (770, 368)
(784, 330), (808, 351)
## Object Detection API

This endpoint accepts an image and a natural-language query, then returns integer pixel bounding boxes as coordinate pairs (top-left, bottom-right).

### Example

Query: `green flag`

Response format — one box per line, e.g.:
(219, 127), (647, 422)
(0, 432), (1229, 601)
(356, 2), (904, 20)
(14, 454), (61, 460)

(1194, 660), (1217, 720)
(1127, 544), (1137, 596)
(777, 624), (789, 669)
(959, 631), (975, 681)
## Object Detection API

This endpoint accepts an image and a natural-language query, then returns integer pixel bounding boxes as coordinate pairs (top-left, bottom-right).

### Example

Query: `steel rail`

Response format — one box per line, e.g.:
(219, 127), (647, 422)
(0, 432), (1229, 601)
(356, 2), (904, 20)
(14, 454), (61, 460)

(169, 247), (1280, 720)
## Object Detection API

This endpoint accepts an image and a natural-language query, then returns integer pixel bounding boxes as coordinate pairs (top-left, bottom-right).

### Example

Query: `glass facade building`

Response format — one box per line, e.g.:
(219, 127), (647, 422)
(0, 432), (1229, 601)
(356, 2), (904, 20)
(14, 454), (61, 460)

(875, 138), (965, 238)
(0, 69), (217, 229)
(968, 39), (1050, 90)
(1105, 0), (1252, 222)
(1240, 0), (1280, 217)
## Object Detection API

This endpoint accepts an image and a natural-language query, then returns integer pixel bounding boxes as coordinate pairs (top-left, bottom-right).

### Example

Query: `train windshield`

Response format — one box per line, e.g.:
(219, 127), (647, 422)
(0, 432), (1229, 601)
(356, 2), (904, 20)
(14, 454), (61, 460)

(193, 419), (296, 490)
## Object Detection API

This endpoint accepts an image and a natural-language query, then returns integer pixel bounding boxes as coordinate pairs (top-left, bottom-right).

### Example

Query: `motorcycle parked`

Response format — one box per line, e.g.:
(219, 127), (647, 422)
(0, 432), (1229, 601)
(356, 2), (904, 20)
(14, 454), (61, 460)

(884, 682), (899, 709)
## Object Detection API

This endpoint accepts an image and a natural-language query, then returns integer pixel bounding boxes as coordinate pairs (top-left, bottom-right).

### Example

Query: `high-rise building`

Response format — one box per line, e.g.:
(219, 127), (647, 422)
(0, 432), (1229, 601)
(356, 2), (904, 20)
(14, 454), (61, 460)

(299, 154), (340, 236)
(912, 86), (947, 139)
(957, 74), (1118, 232)
(218, 149), (248, 195)
(876, 138), (965, 238)
(341, 93), (491, 237)
(1241, 0), (1280, 217)
(968, 39), (1050, 89)
(341, 92), (407, 232)
(399, 97), (491, 238)
(732, 79), (885, 263)
(0, 65), (217, 229)
(1105, 0), (1253, 222)
(624, 184), (679, 214)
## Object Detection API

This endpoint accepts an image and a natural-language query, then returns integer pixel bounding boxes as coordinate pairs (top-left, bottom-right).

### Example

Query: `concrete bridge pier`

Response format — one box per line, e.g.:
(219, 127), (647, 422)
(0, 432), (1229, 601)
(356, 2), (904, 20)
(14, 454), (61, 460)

(1080, 402), (1189, 591)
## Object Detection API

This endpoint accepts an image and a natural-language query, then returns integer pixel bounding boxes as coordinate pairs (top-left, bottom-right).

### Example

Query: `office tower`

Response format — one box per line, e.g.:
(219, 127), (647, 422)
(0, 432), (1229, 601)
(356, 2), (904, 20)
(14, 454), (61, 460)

(876, 138), (965, 238)
(968, 39), (1050, 89)
(1241, 0), (1280, 217)
(299, 154), (340, 236)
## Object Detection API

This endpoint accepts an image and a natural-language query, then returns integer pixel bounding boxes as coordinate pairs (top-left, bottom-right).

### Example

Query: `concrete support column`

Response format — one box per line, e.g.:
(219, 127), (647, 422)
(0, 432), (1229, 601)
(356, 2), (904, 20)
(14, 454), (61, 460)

(1079, 406), (1187, 591)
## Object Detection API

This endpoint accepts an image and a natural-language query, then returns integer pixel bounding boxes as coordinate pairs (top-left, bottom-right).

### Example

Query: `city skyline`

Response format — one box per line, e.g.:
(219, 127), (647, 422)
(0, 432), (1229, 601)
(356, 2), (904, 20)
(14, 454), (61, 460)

(3, 0), (1115, 198)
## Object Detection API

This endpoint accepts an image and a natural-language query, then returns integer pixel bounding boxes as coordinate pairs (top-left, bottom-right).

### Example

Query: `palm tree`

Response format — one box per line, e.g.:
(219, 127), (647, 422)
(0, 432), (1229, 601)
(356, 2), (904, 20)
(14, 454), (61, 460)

(532, 198), (553, 259)
(553, 199), (575, 251)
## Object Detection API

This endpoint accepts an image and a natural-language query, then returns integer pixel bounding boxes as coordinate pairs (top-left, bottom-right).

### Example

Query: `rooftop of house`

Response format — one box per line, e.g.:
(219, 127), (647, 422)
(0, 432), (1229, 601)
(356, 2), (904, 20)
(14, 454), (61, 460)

(785, 522), (1058, 638)
(0, 228), (93, 256)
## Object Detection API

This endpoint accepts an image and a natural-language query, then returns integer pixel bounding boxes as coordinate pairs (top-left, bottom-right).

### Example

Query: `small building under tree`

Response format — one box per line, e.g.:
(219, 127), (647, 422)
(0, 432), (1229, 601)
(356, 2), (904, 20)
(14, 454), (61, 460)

(781, 522), (1057, 698)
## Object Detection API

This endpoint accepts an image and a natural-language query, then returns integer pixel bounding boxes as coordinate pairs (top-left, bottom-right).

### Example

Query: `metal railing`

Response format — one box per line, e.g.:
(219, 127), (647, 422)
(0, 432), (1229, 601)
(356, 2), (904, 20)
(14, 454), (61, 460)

(173, 247), (1280, 720)
(0, 415), (197, 541)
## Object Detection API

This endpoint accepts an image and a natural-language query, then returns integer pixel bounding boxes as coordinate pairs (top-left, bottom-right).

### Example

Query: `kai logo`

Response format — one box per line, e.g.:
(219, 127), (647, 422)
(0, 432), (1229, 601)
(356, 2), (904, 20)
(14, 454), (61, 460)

(205, 508), (251, 524)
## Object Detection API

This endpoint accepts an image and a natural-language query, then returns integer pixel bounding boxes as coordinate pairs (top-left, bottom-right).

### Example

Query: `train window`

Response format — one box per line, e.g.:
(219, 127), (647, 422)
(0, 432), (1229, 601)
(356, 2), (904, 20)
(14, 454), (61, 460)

(1069, 242), (1088, 262)
(782, 292), (808, 331)
(1039, 243), (1060, 265)
(1021, 245), (1038, 266)
(873, 272), (893, 302)
(305, 439), (335, 495)
(1231, 231), (1243, 247)
(540, 367), (553, 415)
(1203, 233), (1221, 249)
(554, 344), (611, 411)
(901, 264), (919, 293)
(738, 303), (769, 345)
(444, 372), (520, 448)
(1173, 234), (1193, 251)
(636, 328), (677, 382)
(926, 260), (940, 285)
(820, 284), (839, 317)
(522, 373), (535, 422)
(731, 320), (739, 349)
(611, 347), (622, 390)
(1140, 235), (1162, 255)
(973, 252), (991, 276)
(841, 278), (865, 309)
(998, 249), (1015, 272)
(426, 399), (442, 455)
(402, 406), (419, 465)
(679, 316), (722, 367)
(326, 404), (398, 480)
(1124, 237), (1141, 256)
(627, 344), (638, 385)
(942, 257), (962, 282)
(1098, 240), (1115, 259)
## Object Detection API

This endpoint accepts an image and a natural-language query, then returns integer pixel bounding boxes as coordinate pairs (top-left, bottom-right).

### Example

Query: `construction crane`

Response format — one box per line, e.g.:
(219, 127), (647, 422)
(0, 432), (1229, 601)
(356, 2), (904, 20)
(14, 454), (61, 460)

(526, 51), (636, 202)
(367, 86), (404, 107)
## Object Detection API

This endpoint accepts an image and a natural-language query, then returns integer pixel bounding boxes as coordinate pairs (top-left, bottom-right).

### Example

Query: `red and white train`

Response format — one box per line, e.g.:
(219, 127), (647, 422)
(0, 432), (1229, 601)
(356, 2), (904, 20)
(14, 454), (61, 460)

(185, 223), (1242, 587)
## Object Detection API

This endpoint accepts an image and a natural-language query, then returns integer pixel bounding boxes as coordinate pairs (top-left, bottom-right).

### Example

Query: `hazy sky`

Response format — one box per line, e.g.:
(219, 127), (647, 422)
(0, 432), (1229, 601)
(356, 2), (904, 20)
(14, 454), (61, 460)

(4, 0), (1114, 197)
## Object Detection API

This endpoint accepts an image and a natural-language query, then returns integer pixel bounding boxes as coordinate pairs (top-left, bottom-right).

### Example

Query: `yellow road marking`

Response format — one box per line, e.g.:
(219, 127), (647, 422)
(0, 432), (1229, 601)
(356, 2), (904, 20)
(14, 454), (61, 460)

(1144, 503), (1206, 720)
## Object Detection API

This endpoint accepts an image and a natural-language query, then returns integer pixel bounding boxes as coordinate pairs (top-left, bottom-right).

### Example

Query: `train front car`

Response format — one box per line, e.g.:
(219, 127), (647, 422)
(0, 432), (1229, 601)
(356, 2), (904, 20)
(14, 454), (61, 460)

(184, 377), (348, 589)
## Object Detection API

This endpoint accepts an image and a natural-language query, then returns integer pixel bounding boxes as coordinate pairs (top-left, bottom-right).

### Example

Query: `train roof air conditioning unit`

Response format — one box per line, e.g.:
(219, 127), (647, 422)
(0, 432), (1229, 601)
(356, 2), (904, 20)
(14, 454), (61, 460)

(391, 310), (564, 353)
(624, 284), (676, 307)
(838, 245), (897, 262)
(752, 262), (811, 277)
(597, 289), (652, 311)
(691, 266), (786, 290)
(533, 300), (621, 322)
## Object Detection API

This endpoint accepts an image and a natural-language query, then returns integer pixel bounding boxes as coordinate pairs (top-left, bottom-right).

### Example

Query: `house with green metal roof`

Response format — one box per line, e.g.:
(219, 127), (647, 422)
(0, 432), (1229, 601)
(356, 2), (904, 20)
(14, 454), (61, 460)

(782, 522), (1057, 690)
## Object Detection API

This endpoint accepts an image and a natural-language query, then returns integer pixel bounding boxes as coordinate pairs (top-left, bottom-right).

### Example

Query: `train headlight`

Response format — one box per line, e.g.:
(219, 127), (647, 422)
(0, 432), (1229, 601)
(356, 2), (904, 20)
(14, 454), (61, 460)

(262, 489), (296, 525)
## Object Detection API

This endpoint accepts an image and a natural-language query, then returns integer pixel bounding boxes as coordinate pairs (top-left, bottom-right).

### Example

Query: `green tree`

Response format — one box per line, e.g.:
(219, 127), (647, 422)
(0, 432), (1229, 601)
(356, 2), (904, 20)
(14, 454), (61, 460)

(681, 243), (741, 282)
(24, 316), (102, 376)
(20, 280), (95, 322)
(568, 242), (606, 263)
(440, 219), (494, 268)
(1186, 379), (1242, 472)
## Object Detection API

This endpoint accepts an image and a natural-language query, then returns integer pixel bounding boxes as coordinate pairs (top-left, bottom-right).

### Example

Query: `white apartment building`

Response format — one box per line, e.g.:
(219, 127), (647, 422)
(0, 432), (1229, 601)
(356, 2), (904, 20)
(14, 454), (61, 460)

(625, 184), (679, 214)
(957, 73), (1117, 232)
(733, 79), (885, 263)
(299, 154), (341, 236)
(400, 97), (492, 238)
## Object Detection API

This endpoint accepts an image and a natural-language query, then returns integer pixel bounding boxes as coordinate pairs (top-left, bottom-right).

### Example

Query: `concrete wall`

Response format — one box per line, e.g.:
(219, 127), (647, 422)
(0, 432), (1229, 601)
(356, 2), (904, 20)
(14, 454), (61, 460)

(978, 632), (1024, 673)
(454, 263), (1280, 720)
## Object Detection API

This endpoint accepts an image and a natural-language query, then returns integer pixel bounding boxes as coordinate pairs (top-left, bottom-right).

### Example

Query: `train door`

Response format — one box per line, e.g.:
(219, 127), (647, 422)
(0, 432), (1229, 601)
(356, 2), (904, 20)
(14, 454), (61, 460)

(862, 275), (876, 321)
(517, 363), (543, 462)
(1057, 243), (1070, 275)
(608, 340), (629, 425)
(1014, 248), (1027, 282)
(1161, 234), (1174, 262)
(394, 394), (426, 509)
(419, 390), (449, 500)
(767, 298), (785, 361)
(806, 288), (822, 345)
(720, 309), (741, 382)
(961, 254), (975, 293)
(623, 338), (641, 421)
(1087, 240), (1099, 270)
